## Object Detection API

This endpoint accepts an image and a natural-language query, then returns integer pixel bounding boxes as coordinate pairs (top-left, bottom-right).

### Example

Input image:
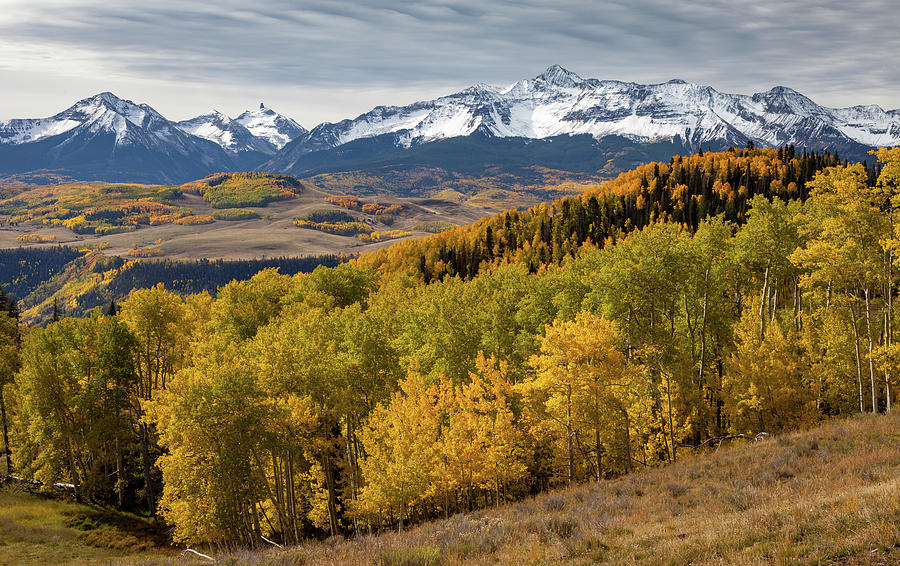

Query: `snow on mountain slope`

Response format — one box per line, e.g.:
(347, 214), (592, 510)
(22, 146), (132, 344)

(177, 110), (276, 155)
(0, 92), (215, 151)
(235, 104), (307, 149)
(274, 65), (900, 161)
(0, 92), (177, 146)
(0, 92), (234, 183)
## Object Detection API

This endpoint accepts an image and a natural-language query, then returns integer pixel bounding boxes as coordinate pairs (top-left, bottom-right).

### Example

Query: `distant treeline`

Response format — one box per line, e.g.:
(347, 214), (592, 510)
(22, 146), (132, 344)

(0, 247), (345, 321)
(99, 255), (345, 298)
(0, 246), (83, 301)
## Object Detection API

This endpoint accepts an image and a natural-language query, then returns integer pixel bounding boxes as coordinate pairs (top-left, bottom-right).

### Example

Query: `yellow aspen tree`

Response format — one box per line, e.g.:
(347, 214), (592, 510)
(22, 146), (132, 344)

(524, 311), (634, 485)
(724, 310), (817, 433)
(357, 370), (440, 531)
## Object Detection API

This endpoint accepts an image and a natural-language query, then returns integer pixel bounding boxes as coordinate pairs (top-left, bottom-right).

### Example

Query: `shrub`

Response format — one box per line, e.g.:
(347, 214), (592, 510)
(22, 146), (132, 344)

(294, 219), (372, 236)
(126, 247), (164, 258)
(212, 208), (261, 221)
(413, 221), (458, 233)
(299, 209), (357, 223)
(542, 494), (567, 511)
(666, 482), (689, 498)
(16, 234), (57, 243)
(540, 517), (580, 541)
(174, 215), (215, 225)
(377, 546), (442, 566)
(325, 194), (404, 216)
(357, 230), (412, 243)
(93, 224), (137, 235)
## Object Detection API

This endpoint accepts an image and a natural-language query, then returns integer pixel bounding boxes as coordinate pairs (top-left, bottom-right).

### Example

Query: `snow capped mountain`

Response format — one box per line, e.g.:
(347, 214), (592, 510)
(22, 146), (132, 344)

(0, 92), (234, 183)
(0, 94), (306, 182)
(0, 92), (182, 147)
(1, 71), (896, 184)
(269, 65), (900, 167)
(177, 110), (276, 155)
(235, 104), (307, 149)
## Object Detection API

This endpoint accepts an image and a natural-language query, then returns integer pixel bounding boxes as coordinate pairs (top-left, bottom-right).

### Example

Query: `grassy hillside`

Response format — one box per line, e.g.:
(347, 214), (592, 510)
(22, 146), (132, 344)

(181, 412), (900, 565)
(0, 489), (174, 565)
(8, 412), (896, 565)
(306, 165), (601, 201)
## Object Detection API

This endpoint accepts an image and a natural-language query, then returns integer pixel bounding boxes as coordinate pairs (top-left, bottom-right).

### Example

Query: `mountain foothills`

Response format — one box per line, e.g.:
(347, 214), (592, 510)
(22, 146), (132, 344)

(2, 147), (900, 564)
(1, 66), (898, 183)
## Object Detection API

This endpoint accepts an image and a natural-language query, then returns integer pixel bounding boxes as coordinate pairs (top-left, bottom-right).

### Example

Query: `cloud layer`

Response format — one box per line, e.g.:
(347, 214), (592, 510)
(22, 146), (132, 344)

(1, 0), (897, 126)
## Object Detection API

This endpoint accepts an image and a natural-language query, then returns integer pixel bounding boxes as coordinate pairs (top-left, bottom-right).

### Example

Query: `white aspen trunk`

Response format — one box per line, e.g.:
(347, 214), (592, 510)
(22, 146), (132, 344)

(566, 381), (574, 486)
(760, 265), (770, 341)
(663, 367), (677, 463)
(850, 296), (865, 413)
(771, 278), (778, 324)
(887, 248), (894, 412)
(865, 287), (878, 412)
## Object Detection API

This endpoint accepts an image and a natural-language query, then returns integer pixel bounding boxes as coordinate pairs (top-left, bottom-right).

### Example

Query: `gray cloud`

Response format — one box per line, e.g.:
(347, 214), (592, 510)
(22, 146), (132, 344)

(0, 0), (897, 126)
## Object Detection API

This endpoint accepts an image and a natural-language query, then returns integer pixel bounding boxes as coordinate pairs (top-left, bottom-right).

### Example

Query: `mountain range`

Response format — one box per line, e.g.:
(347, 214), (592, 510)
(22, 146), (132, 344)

(1, 65), (898, 184)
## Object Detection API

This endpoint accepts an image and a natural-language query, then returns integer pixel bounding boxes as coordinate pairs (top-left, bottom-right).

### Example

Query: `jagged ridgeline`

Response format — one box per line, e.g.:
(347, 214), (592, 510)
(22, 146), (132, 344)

(358, 147), (857, 280)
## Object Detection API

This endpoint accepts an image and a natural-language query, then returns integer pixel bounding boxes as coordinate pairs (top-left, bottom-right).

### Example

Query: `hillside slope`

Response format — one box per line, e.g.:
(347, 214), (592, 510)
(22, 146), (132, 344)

(0, 488), (173, 565)
(205, 412), (900, 565)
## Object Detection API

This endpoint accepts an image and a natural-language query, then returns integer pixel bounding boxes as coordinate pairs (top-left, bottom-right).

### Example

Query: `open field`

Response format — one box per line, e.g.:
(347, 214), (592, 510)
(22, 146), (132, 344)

(0, 186), (488, 261)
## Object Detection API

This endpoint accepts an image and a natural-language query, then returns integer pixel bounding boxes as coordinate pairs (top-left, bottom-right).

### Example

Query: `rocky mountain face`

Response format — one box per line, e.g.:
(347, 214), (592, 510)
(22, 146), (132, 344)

(235, 104), (307, 149)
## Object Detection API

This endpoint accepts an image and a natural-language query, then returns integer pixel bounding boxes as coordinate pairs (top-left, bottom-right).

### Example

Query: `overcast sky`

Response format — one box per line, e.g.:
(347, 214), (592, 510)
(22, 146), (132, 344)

(1, 0), (897, 127)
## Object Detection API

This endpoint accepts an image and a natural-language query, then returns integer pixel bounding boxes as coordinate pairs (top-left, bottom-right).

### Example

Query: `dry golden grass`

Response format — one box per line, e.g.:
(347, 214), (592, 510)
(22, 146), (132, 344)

(0, 489), (174, 565)
(172, 412), (900, 565)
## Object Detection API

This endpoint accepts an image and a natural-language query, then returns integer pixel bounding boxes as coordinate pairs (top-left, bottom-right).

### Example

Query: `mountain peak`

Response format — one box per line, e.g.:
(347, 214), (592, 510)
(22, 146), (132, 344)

(235, 105), (306, 149)
(768, 85), (802, 96)
(75, 91), (130, 111)
(535, 64), (583, 87)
